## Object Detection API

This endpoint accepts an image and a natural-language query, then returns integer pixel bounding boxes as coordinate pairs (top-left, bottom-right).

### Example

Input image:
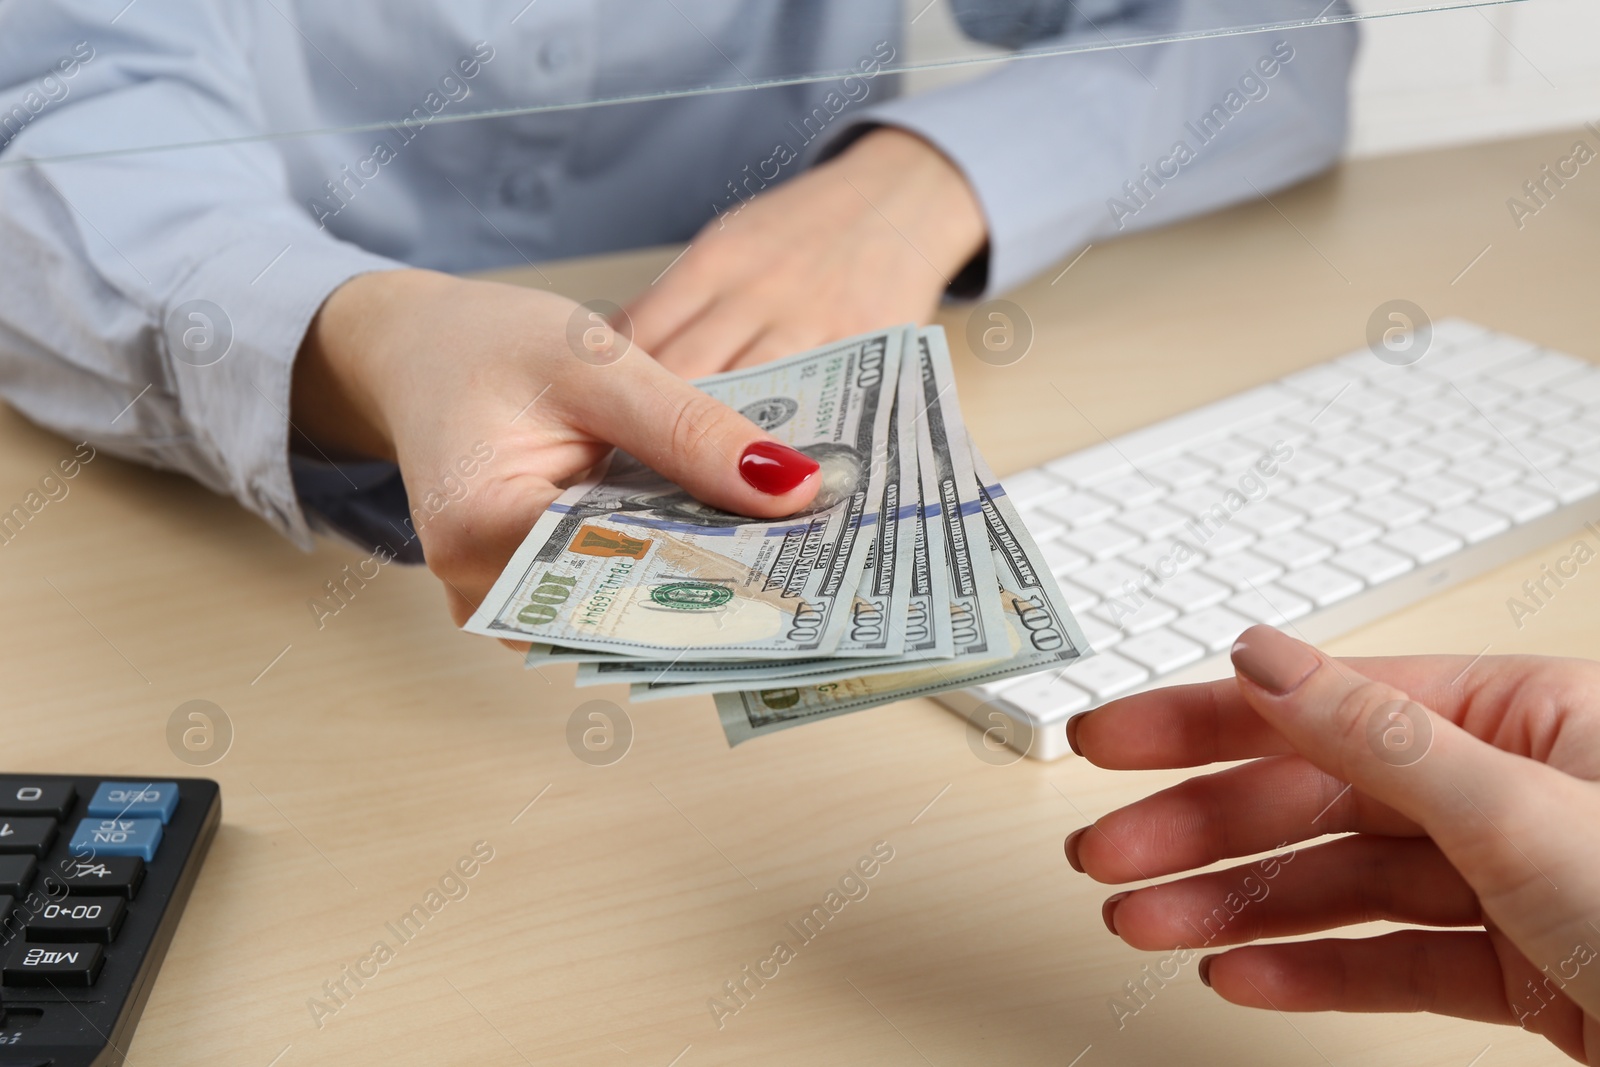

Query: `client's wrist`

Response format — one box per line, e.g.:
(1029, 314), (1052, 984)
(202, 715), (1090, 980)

(834, 127), (989, 279)
(293, 269), (453, 463)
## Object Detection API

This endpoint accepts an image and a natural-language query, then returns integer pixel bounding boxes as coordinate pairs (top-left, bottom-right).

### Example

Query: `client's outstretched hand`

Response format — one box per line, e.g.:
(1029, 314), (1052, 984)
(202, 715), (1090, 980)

(1067, 625), (1600, 1063)
(293, 269), (821, 624)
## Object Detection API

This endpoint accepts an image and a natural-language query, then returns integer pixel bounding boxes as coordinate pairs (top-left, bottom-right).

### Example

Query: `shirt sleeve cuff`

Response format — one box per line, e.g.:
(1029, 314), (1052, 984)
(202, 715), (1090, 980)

(162, 235), (406, 551)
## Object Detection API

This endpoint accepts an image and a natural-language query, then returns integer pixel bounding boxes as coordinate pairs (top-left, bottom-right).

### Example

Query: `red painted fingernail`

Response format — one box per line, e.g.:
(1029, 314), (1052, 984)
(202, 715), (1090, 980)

(739, 441), (819, 495)
(1066, 713), (1087, 757)
(1198, 954), (1216, 988)
(1231, 625), (1320, 696)
(1064, 827), (1088, 873)
(1101, 891), (1130, 935)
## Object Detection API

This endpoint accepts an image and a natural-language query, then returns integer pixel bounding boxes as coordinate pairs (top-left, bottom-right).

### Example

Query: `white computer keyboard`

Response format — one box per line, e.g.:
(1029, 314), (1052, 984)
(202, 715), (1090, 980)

(939, 319), (1600, 760)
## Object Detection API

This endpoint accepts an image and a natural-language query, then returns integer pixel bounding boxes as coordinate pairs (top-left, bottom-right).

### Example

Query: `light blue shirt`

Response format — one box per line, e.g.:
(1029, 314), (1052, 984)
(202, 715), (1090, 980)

(0, 1), (1355, 558)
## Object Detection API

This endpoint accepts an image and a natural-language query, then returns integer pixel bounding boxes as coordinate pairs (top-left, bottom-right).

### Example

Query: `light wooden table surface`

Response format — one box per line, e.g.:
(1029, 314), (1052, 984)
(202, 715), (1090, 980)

(2, 127), (1594, 1066)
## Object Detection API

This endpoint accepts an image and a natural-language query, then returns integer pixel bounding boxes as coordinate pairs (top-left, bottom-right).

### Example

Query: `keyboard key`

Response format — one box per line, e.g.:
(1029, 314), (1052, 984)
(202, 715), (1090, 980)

(1424, 427), (1493, 457)
(1315, 430), (1384, 463)
(87, 782), (180, 825)
(1226, 582), (1313, 625)
(1117, 628), (1205, 674)
(1330, 544), (1414, 584)
(1190, 438), (1262, 472)
(1304, 404), (1359, 433)
(1278, 563), (1365, 607)
(1060, 524), (1140, 561)
(0, 818), (57, 856)
(1040, 539), (1089, 576)
(1453, 378), (1517, 410)
(1000, 469), (1070, 506)
(1238, 419), (1312, 449)
(1483, 407), (1541, 439)
(1072, 559), (1145, 599)
(1123, 539), (1202, 574)
(1499, 437), (1567, 472)
(1044, 449), (1128, 487)
(1369, 444), (1447, 479)
(1450, 455), (1520, 491)
(1303, 512), (1384, 549)
(1016, 509), (1064, 544)
(1146, 456), (1215, 488)
(1117, 503), (1190, 540)
(27, 897), (127, 944)
(1060, 652), (1150, 701)
(1401, 474), (1475, 510)
(0, 780), (75, 820)
(1365, 368), (1444, 400)
(1430, 505), (1511, 544)
(1091, 474), (1165, 509)
(1276, 482), (1351, 517)
(1167, 486), (1226, 517)
(1171, 605), (1255, 652)
(1076, 613), (1124, 651)
(1572, 452), (1600, 481)
(1541, 419), (1600, 453)
(1232, 501), (1304, 537)
(1561, 369), (1600, 405)
(1341, 386), (1404, 417)
(1040, 491), (1117, 529)
(1324, 463), (1400, 497)
(68, 818), (163, 861)
(41, 856), (146, 900)
(1477, 485), (1557, 523)
(1254, 531), (1334, 570)
(1091, 596), (1178, 636)
(1051, 579), (1098, 617)
(1381, 523), (1465, 564)
(1504, 395), (1580, 427)
(1284, 446), (1339, 482)
(1284, 363), (1360, 399)
(1409, 395), (1474, 427)
(1151, 571), (1232, 613)
(1001, 672), (1092, 723)
(1545, 466), (1600, 504)
(3, 941), (104, 987)
(1201, 550), (1284, 591)
(1360, 414), (1428, 446)
(1433, 336), (1532, 379)
(0, 855), (36, 896)
(1195, 520), (1255, 555)
(1351, 493), (1429, 530)
(1491, 352), (1589, 392)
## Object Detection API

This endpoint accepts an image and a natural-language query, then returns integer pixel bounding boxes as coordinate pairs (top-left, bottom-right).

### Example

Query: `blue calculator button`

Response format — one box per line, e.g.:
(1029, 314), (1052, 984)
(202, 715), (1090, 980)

(87, 782), (179, 824)
(69, 817), (164, 861)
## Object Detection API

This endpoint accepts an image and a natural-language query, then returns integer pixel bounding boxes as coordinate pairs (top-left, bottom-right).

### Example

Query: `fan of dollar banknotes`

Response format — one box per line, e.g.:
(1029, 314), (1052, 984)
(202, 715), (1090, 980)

(464, 325), (1093, 747)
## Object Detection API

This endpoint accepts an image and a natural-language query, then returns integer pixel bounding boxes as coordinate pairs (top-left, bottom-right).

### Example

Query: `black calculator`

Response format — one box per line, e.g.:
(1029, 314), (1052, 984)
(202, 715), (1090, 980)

(0, 775), (219, 1067)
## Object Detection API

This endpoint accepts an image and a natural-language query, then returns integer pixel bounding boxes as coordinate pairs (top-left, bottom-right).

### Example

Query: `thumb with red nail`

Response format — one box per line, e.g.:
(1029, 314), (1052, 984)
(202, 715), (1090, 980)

(1064, 624), (1600, 1062)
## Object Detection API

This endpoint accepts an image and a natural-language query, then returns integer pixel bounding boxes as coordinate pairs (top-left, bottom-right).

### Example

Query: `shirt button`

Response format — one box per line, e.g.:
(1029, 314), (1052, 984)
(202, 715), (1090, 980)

(499, 169), (551, 211)
(538, 36), (579, 74)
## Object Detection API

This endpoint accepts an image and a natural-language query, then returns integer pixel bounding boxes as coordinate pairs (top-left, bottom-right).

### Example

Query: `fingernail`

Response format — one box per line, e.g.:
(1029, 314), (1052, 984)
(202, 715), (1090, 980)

(1230, 625), (1320, 696)
(739, 441), (820, 495)
(1101, 891), (1130, 935)
(1064, 827), (1089, 873)
(1066, 712), (1087, 757)
(1197, 954), (1216, 988)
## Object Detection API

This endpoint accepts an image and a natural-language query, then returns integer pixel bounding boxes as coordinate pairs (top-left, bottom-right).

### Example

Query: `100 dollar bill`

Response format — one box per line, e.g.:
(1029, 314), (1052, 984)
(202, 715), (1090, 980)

(465, 329), (903, 659)
(714, 443), (1093, 745)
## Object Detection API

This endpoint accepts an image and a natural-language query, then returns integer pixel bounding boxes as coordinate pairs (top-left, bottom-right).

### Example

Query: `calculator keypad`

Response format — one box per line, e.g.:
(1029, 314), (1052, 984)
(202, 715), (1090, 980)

(1, 779), (181, 990)
(0, 773), (217, 1066)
